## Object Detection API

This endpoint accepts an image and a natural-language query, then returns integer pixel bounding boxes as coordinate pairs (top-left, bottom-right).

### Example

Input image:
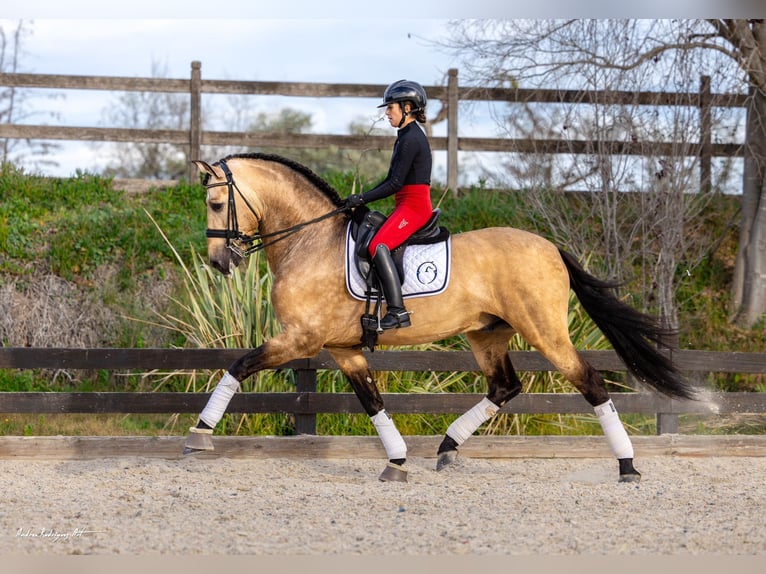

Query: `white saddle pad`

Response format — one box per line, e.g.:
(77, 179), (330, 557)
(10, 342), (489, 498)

(344, 223), (451, 301)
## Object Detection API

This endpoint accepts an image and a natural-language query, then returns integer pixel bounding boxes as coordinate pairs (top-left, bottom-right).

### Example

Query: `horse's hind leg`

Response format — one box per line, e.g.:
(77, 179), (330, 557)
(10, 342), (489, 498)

(534, 339), (641, 483)
(328, 347), (408, 482)
(436, 326), (522, 471)
(576, 361), (641, 482)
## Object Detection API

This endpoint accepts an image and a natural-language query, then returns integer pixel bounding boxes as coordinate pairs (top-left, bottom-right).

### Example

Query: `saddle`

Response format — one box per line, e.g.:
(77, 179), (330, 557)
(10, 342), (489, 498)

(348, 206), (450, 351)
(350, 206), (449, 285)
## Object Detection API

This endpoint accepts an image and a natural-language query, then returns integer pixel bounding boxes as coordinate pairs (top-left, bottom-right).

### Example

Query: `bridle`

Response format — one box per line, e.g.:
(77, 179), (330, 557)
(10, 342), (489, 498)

(204, 159), (347, 258)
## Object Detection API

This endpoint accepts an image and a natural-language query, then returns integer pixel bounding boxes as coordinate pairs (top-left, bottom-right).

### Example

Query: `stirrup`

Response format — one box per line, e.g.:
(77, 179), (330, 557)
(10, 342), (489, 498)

(380, 308), (411, 330)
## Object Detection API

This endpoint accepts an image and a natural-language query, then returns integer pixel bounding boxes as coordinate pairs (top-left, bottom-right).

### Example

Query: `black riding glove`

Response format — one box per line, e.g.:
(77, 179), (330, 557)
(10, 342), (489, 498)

(343, 194), (365, 211)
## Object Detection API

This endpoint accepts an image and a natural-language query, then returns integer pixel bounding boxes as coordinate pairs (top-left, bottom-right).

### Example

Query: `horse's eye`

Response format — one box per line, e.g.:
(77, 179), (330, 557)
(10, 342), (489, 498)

(209, 202), (225, 213)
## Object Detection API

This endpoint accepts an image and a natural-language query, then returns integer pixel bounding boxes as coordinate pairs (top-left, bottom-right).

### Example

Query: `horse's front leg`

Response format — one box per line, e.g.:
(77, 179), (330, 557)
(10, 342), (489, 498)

(436, 329), (522, 471)
(183, 334), (319, 454)
(328, 347), (408, 482)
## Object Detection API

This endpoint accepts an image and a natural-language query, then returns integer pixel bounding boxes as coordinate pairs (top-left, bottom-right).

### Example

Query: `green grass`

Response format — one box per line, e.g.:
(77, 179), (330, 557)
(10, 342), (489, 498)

(0, 163), (206, 285)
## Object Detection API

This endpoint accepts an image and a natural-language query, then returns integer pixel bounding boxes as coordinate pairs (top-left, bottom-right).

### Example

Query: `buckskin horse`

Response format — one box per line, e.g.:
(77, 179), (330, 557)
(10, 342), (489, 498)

(183, 153), (696, 483)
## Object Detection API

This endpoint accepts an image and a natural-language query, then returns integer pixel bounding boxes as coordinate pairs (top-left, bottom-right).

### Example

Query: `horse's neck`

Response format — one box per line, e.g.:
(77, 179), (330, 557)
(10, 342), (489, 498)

(259, 188), (331, 234)
(257, 184), (343, 268)
(263, 215), (345, 275)
(234, 160), (344, 268)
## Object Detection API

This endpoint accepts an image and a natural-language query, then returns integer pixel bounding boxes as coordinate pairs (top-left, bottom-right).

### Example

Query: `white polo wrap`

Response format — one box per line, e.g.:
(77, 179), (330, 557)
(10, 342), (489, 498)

(446, 397), (499, 446)
(371, 410), (407, 461)
(199, 372), (240, 428)
(594, 399), (634, 459)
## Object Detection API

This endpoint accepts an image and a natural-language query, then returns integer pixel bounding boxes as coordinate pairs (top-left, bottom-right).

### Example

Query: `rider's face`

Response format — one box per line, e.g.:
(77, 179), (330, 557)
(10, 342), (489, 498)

(385, 102), (409, 127)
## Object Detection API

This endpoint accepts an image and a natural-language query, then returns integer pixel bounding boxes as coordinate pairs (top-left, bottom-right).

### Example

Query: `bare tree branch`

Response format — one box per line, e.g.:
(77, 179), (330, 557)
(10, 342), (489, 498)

(436, 18), (764, 328)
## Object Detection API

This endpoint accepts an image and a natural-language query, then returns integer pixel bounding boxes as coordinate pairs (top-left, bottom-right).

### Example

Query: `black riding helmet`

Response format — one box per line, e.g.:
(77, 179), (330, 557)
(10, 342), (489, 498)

(378, 80), (427, 111)
(378, 80), (427, 126)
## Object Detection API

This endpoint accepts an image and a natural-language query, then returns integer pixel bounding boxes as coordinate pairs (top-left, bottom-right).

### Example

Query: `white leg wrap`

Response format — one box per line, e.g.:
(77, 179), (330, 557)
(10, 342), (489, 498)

(594, 399), (634, 459)
(371, 410), (407, 461)
(199, 372), (240, 429)
(446, 397), (499, 446)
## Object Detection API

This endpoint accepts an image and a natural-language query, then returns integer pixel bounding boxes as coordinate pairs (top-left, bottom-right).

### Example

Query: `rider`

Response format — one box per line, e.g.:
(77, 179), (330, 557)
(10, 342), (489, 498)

(344, 79), (433, 330)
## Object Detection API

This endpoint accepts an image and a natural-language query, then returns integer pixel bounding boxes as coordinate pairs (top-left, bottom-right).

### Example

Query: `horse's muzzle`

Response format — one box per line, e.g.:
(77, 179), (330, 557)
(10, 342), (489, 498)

(211, 258), (231, 275)
(209, 248), (242, 275)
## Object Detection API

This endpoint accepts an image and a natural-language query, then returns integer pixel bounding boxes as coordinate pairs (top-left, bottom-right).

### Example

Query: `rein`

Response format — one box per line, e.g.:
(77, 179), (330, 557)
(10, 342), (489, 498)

(205, 159), (347, 257)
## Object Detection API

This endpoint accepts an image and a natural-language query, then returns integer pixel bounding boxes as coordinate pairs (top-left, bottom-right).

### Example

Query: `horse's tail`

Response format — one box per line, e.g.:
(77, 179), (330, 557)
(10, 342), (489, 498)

(558, 248), (695, 400)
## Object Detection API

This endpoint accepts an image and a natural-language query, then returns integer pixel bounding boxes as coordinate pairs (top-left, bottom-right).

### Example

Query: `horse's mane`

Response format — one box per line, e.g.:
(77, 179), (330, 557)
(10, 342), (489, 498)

(219, 152), (345, 207)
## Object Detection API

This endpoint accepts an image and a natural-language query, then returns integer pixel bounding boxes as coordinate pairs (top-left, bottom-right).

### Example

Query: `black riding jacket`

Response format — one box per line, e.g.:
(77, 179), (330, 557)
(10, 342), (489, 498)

(361, 122), (432, 203)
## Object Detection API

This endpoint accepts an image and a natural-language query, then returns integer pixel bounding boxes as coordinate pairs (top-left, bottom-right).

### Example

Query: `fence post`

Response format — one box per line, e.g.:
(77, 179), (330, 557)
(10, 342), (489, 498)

(447, 68), (459, 195)
(656, 412), (679, 434)
(629, 371), (680, 435)
(656, 346), (679, 434)
(699, 75), (712, 194)
(188, 61), (202, 184)
(295, 368), (318, 434)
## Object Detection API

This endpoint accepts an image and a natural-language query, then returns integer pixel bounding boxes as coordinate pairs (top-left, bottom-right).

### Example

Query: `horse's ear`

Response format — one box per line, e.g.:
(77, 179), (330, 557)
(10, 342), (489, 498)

(191, 160), (222, 179)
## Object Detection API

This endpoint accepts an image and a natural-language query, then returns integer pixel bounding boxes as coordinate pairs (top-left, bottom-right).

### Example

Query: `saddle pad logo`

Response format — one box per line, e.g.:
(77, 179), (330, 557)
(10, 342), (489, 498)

(345, 223), (451, 301)
(416, 261), (438, 285)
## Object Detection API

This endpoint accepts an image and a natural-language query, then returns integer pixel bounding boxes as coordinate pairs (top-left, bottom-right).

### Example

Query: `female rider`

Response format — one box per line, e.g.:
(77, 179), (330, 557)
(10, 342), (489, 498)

(344, 79), (433, 330)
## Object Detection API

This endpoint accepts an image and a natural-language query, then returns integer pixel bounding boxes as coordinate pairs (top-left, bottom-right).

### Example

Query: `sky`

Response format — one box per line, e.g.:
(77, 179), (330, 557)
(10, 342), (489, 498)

(3, 0), (764, 181)
(4, 17), (464, 179)
(1, 2), (492, 180)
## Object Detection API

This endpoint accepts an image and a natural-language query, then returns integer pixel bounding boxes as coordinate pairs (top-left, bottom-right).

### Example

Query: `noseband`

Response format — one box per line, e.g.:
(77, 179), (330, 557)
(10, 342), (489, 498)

(204, 159), (347, 258)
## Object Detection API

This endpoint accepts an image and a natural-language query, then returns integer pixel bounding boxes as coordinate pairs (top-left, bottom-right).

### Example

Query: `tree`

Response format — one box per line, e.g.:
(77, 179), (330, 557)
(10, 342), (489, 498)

(229, 105), (390, 186)
(100, 61), (190, 180)
(710, 20), (766, 327)
(0, 19), (60, 171)
(102, 75), (391, 189)
(441, 19), (766, 328)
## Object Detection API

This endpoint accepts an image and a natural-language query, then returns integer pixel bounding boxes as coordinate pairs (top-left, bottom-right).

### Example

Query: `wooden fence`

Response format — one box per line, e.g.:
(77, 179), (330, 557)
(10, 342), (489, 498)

(1, 347), (764, 436)
(0, 63), (748, 191)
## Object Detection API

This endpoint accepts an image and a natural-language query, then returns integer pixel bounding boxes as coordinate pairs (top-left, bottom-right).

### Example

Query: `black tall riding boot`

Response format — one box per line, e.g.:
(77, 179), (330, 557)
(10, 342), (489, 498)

(372, 244), (411, 329)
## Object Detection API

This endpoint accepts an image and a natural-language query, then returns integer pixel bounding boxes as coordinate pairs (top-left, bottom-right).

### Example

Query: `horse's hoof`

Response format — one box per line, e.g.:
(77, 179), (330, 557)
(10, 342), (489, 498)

(183, 426), (214, 454)
(378, 462), (408, 482)
(618, 458), (640, 483)
(619, 473), (642, 484)
(435, 449), (458, 471)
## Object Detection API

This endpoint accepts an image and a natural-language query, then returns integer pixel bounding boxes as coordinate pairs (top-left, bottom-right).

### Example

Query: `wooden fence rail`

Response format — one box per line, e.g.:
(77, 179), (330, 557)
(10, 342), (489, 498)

(0, 63), (748, 191)
(1, 348), (764, 436)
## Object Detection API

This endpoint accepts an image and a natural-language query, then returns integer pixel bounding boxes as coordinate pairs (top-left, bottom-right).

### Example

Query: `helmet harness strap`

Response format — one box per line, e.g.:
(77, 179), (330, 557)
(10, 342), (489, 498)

(397, 102), (408, 128)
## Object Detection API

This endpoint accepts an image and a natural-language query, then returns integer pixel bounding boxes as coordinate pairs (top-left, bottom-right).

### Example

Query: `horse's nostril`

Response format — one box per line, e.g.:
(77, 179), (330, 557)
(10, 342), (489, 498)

(210, 258), (230, 275)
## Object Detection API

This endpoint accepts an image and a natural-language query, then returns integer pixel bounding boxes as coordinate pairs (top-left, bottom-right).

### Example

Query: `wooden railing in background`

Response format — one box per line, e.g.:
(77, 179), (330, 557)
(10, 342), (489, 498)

(1, 347), (764, 436)
(0, 63), (747, 191)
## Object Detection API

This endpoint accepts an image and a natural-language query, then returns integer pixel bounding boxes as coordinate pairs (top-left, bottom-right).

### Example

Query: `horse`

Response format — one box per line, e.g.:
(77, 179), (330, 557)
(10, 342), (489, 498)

(183, 152), (696, 483)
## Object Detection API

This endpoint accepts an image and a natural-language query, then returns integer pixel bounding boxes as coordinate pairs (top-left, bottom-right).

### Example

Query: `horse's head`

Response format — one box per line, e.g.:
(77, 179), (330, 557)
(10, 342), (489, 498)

(194, 153), (348, 275)
(193, 159), (261, 275)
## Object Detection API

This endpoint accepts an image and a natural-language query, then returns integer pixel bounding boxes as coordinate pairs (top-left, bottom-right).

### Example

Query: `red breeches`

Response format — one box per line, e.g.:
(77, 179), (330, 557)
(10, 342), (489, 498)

(368, 184), (432, 256)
